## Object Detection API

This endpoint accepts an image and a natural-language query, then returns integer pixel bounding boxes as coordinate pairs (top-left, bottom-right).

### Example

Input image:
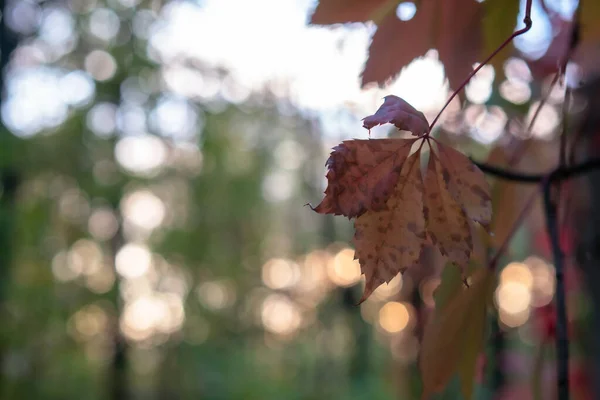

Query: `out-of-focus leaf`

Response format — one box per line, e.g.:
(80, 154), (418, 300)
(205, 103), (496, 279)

(362, 0), (482, 90)
(310, 0), (482, 91)
(432, 264), (463, 308)
(483, 0), (520, 82)
(420, 267), (495, 399)
(580, 1), (600, 45)
(309, 0), (391, 24)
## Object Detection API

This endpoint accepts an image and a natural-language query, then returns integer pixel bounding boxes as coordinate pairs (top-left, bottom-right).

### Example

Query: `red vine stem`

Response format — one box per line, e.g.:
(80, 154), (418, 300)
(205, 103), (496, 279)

(427, 0), (533, 132)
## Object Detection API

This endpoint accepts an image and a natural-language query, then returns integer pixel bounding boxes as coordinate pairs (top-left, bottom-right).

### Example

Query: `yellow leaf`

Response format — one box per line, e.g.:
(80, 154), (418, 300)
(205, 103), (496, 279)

(580, 1), (600, 45)
(353, 150), (427, 302)
(420, 267), (495, 400)
(423, 152), (473, 273)
(483, 0), (520, 82)
(437, 143), (492, 230)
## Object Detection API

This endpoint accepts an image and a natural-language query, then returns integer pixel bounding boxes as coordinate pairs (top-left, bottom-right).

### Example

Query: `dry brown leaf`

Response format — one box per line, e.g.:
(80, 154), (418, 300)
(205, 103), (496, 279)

(437, 143), (492, 229)
(312, 139), (416, 218)
(362, 95), (430, 137)
(423, 152), (472, 273)
(353, 150), (427, 302)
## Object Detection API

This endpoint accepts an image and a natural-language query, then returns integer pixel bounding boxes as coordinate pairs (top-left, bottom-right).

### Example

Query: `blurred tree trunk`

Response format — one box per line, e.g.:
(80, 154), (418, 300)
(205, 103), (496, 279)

(572, 76), (600, 396)
(0, 0), (19, 395)
(109, 223), (129, 400)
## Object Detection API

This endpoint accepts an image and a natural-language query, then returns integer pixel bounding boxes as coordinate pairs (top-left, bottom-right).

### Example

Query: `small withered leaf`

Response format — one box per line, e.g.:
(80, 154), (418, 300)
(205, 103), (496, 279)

(362, 95), (430, 137)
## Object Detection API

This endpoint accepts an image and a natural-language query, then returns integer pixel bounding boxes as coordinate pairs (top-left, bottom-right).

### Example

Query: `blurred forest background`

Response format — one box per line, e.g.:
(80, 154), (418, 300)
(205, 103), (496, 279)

(0, 0), (596, 399)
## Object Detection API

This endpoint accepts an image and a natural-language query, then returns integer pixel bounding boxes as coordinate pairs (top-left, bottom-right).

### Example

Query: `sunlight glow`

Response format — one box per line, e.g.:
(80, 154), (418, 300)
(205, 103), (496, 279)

(500, 262), (533, 289)
(88, 207), (119, 241)
(372, 274), (403, 301)
(496, 281), (531, 315)
(262, 258), (301, 290)
(85, 50), (117, 81)
(121, 294), (185, 341)
(526, 101), (559, 139)
(121, 190), (166, 231)
(115, 135), (167, 176)
(378, 301), (410, 334)
(115, 243), (152, 279)
(196, 280), (236, 311)
(396, 2), (416, 21)
(261, 293), (302, 336)
(327, 248), (361, 287)
(525, 256), (556, 307)
(69, 304), (108, 341)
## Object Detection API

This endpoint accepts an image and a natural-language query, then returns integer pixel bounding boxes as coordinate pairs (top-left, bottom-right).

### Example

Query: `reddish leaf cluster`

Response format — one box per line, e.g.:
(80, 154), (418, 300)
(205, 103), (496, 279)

(310, 0), (484, 90)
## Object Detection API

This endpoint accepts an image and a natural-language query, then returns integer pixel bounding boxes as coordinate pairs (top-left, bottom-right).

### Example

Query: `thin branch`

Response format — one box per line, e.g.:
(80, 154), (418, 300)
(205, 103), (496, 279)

(472, 158), (600, 183)
(552, 80), (571, 400)
(551, 11), (580, 399)
(542, 180), (570, 399)
(427, 0), (533, 131)
(508, 72), (562, 166)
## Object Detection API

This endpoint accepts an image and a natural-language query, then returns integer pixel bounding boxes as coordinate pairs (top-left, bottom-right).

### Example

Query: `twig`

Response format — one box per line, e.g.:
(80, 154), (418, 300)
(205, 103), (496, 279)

(427, 0), (533, 131)
(472, 158), (600, 183)
(508, 72), (562, 166)
(552, 72), (572, 400)
(543, 180), (570, 399)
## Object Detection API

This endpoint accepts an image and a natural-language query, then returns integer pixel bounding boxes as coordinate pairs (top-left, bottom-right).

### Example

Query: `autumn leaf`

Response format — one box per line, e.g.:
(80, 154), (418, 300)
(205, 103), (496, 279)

(423, 152), (473, 273)
(366, 0), (482, 90)
(580, 0), (600, 46)
(353, 150), (427, 302)
(309, 0), (483, 91)
(309, 0), (394, 25)
(420, 266), (495, 400)
(362, 95), (430, 137)
(312, 95), (492, 301)
(312, 138), (416, 218)
(436, 143), (492, 230)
